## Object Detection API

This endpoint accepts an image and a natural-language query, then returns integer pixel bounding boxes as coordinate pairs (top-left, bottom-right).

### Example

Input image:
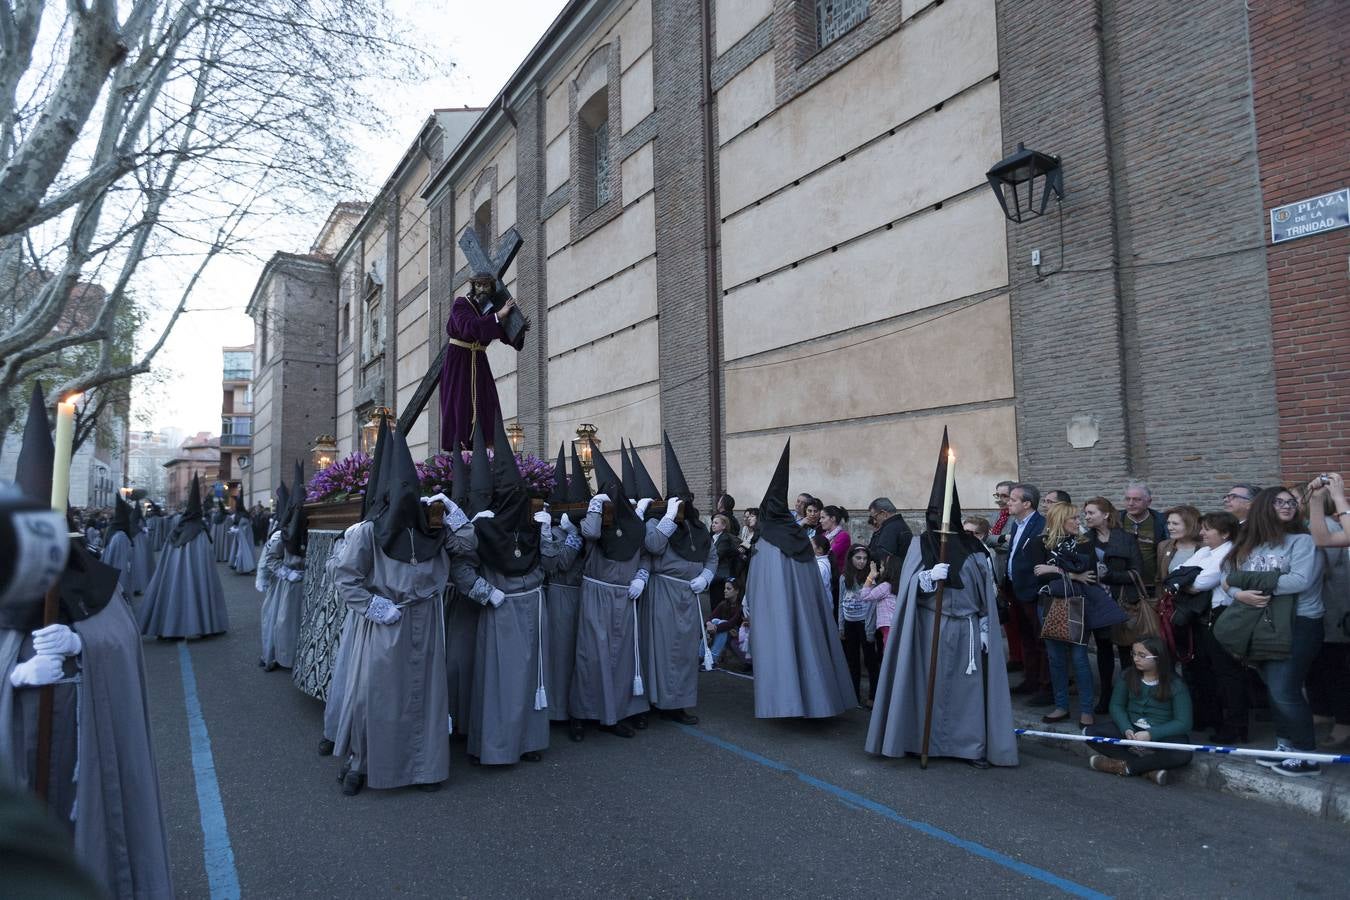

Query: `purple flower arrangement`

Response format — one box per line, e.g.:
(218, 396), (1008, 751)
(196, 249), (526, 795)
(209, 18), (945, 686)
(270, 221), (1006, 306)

(306, 449), (556, 504)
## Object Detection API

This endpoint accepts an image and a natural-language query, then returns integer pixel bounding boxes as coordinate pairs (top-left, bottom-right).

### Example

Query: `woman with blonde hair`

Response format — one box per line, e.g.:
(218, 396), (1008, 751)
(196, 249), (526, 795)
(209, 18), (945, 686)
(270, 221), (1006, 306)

(1030, 503), (1097, 726)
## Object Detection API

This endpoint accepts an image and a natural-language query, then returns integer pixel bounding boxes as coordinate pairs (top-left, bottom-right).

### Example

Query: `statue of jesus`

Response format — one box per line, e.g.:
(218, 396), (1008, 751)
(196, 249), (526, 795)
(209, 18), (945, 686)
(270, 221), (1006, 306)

(438, 273), (524, 451)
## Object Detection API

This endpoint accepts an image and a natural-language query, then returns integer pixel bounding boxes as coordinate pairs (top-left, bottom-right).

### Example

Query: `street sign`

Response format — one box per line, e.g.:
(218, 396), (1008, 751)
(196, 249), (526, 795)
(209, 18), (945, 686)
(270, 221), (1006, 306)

(1269, 188), (1349, 244)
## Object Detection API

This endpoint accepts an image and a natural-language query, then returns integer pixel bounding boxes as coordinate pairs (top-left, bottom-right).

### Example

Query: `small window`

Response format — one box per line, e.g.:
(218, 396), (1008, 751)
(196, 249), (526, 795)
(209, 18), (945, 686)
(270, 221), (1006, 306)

(815, 0), (869, 48)
(593, 120), (611, 207)
(361, 274), (383, 364)
(340, 302), (350, 345)
(474, 200), (493, 251)
(258, 311), (268, 365)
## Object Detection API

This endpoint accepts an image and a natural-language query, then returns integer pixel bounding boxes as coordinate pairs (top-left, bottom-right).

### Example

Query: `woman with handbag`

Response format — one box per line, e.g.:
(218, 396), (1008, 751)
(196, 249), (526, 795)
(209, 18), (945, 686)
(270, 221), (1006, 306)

(1030, 503), (1097, 726)
(1082, 497), (1147, 715)
(1217, 487), (1324, 776)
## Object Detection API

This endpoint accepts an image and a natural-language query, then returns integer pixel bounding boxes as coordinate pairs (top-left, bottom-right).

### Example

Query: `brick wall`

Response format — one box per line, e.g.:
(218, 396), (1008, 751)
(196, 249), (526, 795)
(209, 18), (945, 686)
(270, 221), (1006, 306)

(515, 87), (549, 456)
(1249, 0), (1350, 483)
(997, 0), (1282, 509)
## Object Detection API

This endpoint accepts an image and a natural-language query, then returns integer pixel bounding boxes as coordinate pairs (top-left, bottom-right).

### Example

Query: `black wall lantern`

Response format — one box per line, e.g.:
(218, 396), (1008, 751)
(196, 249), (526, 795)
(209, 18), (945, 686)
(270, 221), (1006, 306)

(986, 143), (1063, 223)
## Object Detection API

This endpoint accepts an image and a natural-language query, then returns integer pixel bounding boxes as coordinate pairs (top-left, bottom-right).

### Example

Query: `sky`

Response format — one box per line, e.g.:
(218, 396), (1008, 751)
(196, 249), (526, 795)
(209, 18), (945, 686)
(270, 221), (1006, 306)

(133, 0), (568, 437)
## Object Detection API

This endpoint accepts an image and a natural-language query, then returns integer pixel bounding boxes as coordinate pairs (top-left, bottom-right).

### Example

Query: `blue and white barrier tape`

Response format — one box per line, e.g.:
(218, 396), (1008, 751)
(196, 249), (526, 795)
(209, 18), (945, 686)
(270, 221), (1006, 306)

(1015, 728), (1350, 765)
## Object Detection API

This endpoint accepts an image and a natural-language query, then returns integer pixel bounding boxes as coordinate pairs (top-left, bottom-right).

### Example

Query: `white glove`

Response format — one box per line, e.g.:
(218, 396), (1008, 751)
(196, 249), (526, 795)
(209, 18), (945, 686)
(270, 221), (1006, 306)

(472, 510), (495, 521)
(929, 563), (950, 582)
(228, 526), (239, 535)
(627, 577), (645, 600)
(663, 497), (683, 520)
(488, 589), (505, 608)
(588, 494), (609, 514)
(558, 513), (577, 534)
(635, 498), (653, 518)
(534, 510), (552, 528)
(979, 617), (990, 653)
(288, 569), (304, 583)
(364, 595), (401, 625)
(9, 655), (65, 688)
(422, 492), (453, 508)
(917, 563), (950, 593)
(689, 572), (711, 593)
(32, 624), (82, 658)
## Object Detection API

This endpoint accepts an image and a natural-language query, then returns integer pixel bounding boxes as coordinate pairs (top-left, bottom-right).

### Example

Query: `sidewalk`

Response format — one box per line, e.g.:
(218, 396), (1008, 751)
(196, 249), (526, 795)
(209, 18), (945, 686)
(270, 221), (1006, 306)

(1009, 692), (1350, 824)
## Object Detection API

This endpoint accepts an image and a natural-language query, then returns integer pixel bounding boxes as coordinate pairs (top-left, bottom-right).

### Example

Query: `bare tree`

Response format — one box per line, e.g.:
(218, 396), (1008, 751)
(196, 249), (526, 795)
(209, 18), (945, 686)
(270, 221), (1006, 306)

(0, 0), (433, 453)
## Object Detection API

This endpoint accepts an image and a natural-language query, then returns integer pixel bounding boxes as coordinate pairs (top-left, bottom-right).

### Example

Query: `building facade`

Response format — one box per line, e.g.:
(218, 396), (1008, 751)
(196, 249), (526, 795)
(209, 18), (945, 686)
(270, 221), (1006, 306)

(267, 0), (1347, 515)
(125, 427), (184, 503)
(219, 345), (254, 503)
(163, 432), (219, 508)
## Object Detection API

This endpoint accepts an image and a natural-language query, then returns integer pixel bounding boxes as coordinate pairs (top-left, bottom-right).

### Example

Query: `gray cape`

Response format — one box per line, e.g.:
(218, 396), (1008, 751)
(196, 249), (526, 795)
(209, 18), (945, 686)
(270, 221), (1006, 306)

(138, 531), (229, 639)
(746, 541), (857, 718)
(640, 528), (717, 711)
(259, 537), (303, 669)
(330, 521), (450, 788)
(212, 517), (231, 562)
(228, 521), (256, 574)
(543, 524), (584, 721)
(100, 531), (132, 586)
(864, 538), (1018, 765)
(1, 593), (174, 898)
(130, 528), (153, 594)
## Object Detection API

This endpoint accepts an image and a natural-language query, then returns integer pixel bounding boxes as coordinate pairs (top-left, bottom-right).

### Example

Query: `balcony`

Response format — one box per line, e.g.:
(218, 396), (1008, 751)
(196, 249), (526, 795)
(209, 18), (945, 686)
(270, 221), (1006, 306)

(222, 368), (252, 383)
(220, 433), (252, 448)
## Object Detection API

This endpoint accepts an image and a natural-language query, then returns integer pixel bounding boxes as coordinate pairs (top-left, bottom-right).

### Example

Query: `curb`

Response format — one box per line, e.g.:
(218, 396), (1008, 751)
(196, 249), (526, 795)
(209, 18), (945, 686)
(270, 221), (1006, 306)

(1014, 711), (1350, 824)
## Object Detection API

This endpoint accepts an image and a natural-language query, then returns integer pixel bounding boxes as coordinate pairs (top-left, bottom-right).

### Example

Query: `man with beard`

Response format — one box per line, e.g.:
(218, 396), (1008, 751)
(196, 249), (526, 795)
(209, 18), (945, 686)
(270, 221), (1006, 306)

(438, 272), (526, 452)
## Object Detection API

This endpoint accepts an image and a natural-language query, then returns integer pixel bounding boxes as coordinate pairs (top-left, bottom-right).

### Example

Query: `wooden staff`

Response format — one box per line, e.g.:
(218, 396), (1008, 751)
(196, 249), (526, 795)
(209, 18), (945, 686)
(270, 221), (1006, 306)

(919, 531), (950, 770)
(34, 572), (63, 800)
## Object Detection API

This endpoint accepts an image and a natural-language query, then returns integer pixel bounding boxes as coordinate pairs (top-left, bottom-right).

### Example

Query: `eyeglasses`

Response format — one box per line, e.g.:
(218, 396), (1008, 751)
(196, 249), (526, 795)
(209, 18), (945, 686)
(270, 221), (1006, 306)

(1130, 651), (1156, 660)
(1273, 498), (1299, 509)
(1223, 493), (1251, 502)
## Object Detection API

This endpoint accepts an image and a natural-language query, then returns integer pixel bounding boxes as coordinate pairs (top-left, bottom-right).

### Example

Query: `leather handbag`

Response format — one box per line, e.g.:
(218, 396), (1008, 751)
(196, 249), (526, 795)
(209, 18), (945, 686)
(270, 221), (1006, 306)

(1039, 576), (1088, 644)
(1111, 571), (1161, 646)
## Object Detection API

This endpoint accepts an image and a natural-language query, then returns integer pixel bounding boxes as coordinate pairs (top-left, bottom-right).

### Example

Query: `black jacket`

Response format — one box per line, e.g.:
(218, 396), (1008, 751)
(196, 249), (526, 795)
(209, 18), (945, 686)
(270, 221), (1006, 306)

(868, 514), (913, 565)
(1086, 528), (1146, 603)
(1005, 512), (1046, 602)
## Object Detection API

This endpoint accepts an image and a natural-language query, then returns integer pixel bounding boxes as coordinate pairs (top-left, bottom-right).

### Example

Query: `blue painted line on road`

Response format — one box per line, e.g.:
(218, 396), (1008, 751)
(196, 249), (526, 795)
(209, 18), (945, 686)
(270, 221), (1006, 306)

(178, 641), (241, 900)
(676, 724), (1109, 900)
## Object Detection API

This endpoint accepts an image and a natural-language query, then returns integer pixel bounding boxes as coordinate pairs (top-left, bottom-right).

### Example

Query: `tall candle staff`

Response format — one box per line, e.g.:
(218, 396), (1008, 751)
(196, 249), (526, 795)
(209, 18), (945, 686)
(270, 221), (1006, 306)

(919, 445), (954, 770)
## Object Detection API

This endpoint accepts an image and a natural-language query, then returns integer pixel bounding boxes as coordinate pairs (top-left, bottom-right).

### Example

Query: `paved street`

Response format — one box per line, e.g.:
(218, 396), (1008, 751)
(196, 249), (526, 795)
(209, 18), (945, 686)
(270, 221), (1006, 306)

(141, 562), (1350, 899)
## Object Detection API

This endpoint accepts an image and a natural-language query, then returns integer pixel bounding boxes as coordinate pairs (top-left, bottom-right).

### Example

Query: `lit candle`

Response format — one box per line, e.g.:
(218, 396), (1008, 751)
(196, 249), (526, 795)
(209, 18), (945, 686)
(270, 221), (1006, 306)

(50, 393), (81, 515)
(939, 448), (955, 532)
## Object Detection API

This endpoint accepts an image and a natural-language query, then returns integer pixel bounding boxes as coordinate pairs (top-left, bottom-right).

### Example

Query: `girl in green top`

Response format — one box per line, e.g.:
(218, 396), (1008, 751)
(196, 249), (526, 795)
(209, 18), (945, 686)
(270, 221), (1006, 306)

(1085, 637), (1193, 785)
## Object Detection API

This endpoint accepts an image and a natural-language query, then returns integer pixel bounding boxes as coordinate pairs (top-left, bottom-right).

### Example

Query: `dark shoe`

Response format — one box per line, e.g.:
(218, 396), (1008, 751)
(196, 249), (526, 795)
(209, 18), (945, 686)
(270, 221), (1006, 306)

(467, 755), (481, 766)
(966, 757), (991, 769)
(263, 661), (278, 673)
(600, 721), (635, 738)
(568, 718), (585, 742)
(1028, 692), (1055, 707)
(341, 771), (365, 796)
(1271, 759), (1320, 777)
(317, 738), (335, 756)
(1041, 711), (1070, 724)
(521, 751), (543, 763)
(659, 708), (699, 725)
(416, 781), (442, 792)
(257, 658), (266, 668)
(630, 714), (649, 730)
(1142, 770), (1169, 786)
(337, 762), (350, 784)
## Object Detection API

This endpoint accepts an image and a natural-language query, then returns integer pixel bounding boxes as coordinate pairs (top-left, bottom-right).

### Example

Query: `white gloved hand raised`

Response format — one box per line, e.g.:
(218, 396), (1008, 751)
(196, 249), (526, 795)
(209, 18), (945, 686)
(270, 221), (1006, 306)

(627, 577), (645, 600)
(663, 497), (683, 520)
(421, 492), (453, 508)
(288, 569), (304, 583)
(472, 510), (495, 522)
(558, 512), (577, 534)
(533, 510), (552, 527)
(635, 498), (653, 518)
(364, 595), (402, 625)
(9, 655), (65, 688)
(488, 589), (506, 608)
(928, 563), (950, 582)
(587, 494), (609, 514)
(32, 624), (82, 658)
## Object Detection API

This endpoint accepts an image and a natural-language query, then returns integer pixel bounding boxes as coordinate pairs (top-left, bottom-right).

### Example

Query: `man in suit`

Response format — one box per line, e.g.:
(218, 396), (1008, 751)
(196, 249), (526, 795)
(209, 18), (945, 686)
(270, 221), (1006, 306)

(1004, 483), (1050, 702)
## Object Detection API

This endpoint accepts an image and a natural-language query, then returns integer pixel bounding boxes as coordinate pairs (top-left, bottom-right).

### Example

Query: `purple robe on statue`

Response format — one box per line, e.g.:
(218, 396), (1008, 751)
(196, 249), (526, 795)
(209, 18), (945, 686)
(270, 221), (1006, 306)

(438, 295), (523, 450)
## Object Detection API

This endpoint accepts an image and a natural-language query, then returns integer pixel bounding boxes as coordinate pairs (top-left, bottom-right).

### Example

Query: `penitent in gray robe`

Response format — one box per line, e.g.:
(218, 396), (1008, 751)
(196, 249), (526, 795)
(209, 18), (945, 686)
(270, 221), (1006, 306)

(1, 593), (174, 899)
(640, 528), (717, 711)
(570, 512), (652, 725)
(130, 528), (153, 595)
(443, 589), (480, 733)
(330, 521), (450, 788)
(865, 538), (1018, 765)
(212, 517), (230, 563)
(258, 534), (303, 668)
(228, 520), (256, 575)
(746, 541), (857, 718)
(138, 532), (228, 639)
(454, 529), (576, 765)
(543, 524), (585, 722)
(100, 531), (132, 585)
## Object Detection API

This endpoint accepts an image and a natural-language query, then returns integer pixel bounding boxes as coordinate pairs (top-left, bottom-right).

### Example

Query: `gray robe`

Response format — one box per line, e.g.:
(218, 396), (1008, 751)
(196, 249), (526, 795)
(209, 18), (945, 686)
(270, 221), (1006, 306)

(130, 527), (153, 595)
(330, 521), (450, 788)
(100, 531), (132, 585)
(322, 531), (354, 743)
(458, 528), (574, 764)
(212, 517), (230, 562)
(443, 590), (480, 733)
(228, 519), (256, 574)
(148, 516), (166, 551)
(570, 512), (652, 724)
(138, 532), (229, 639)
(544, 525), (585, 721)
(1, 593), (174, 899)
(259, 542), (304, 669)
(865, 538), (1018, 765)
(746, 541), (856, 718)
(641, 526), (717, 711)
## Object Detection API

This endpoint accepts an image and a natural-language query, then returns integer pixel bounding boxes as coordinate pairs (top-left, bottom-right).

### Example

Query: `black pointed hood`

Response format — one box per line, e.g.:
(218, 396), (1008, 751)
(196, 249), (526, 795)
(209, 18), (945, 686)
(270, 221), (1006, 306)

(568, 443), (592, 503)
(211, 498), (227, 525)
(547, 444), (569, 506)
(14, 382), (54, 506)
(129, 497), (144, 532)
(370, 428), (440, 564)
(473, 415), (539, 576)
(756, 439), (813, 562)
(105, 496), (134, 542)
(467, 421), (494, 515)
(591, 448), (642, 561)
(620, 441), (638, 500)
(450, 444), (471, 511)
(272, 479), (290, 534)
(282, 461), (308, 557)
(630, 440), (662, 503)
(662, 431), (710, 562)
(169, 474), (207, 547)
(918, 427), (979, 589)
(361, 417), (390, 521)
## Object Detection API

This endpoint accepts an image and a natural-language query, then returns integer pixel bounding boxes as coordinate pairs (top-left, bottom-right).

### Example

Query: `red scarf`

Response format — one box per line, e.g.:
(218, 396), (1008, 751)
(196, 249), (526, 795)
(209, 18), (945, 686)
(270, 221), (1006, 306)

(990, 507), (1010, 536)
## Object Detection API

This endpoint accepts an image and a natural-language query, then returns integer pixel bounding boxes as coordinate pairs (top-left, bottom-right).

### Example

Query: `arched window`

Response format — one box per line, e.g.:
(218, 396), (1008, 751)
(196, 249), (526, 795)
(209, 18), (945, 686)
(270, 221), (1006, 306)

(575, 45), (613, 216)
(361, 269), (383, 365)
(474, 199), (493, 254)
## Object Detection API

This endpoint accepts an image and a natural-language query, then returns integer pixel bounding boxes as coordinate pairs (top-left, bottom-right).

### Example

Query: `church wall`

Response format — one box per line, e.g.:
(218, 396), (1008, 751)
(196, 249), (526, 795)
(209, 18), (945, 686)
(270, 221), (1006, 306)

(714, 0), (771, 55)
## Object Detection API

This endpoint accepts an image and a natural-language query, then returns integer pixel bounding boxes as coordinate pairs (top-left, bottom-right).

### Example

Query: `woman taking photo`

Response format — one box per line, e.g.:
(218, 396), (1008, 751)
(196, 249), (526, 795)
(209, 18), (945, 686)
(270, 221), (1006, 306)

(1082, 497), (1145, 714)
(1030, 503), (1097, 726)
(1218, 487), (1324, 776)
(1084, 636), (1193, 785)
